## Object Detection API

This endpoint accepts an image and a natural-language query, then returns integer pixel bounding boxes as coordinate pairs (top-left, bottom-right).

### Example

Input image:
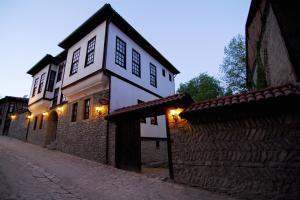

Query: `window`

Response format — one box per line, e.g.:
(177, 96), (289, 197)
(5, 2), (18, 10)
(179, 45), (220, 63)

(115, 37), (126, 68)
(156, 140), (160, 149)
(39, 114), (43, 129)
(150, 116), (158, 125)
(47, 70), (56, 92)
(70, 48), (80, 75)
(83, 99), (90, 119)
(85, 36), (96, 67)
(138, 100), (146, 123)
(38, 73), (45, 94)
(162, 69), (166, 77)
(32, 78), (39, 97)
(33, 116), (38, 130)
(169, 74), (172, 82)
(132, 49), (141, 77)
(53, 88), (59, 106)
(71, 103), (78, 122)
(60, 93), (66, 104)
(150, 63), (157, 87)
(56, 62), (65, 82)
(8, 104), (14, 113)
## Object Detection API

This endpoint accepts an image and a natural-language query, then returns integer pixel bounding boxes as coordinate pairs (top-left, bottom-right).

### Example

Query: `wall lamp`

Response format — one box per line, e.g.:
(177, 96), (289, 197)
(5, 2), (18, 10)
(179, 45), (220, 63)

(56, 106), (64, 114)
(26, 114), (32, 120)
(42, 112), (48, 116)
(169, 108), (184, 123)
(10, 114), (17, 120)
(95, 105), (107, 117)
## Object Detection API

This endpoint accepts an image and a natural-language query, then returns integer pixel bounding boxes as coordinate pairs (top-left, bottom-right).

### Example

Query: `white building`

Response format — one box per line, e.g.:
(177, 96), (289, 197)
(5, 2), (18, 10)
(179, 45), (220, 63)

(26, 4), (179, 167)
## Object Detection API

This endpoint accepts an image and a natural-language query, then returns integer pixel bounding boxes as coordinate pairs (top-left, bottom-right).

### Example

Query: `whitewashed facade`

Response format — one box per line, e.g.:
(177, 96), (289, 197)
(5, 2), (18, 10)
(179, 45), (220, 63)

(27, 4), (179, 139)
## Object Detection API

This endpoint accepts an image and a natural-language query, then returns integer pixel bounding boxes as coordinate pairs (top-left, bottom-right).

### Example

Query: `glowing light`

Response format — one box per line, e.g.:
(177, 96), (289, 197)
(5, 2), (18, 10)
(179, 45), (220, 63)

(169, 108), (184, 122)
(10, 114), (16, 120)
(42, 112), (48, 116)
(56, 106), (63, 112)
(27, 115), (32, 119)
(95, 105), (107, 117)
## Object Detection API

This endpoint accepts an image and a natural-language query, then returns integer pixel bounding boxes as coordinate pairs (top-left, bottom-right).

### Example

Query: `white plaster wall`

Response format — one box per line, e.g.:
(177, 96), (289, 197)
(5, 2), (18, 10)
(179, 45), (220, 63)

(110, 76), (167, 138)
(106, 23), (175, 97)
(62, 21), (106, 88)
(28, 64), (50, 105)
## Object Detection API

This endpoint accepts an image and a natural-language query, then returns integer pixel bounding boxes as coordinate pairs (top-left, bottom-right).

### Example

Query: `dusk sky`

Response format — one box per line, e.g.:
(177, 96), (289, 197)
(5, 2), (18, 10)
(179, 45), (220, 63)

(0, 0), (251, 98)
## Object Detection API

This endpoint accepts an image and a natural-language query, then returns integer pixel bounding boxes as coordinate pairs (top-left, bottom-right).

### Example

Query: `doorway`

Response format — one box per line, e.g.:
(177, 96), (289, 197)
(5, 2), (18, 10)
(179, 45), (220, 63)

(45, 111), (58, 147)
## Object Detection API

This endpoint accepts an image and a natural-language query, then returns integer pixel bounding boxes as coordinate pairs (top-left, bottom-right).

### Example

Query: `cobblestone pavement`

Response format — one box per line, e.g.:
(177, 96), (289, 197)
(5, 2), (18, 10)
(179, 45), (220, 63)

(0, 136), (236, 200)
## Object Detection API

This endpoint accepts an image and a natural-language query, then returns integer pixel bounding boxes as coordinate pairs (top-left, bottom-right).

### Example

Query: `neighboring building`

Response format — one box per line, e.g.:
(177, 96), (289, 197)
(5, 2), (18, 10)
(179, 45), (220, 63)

(246, 0), (300, 88)
(0, 96), (28, 135)
(24, 4), (179, 166)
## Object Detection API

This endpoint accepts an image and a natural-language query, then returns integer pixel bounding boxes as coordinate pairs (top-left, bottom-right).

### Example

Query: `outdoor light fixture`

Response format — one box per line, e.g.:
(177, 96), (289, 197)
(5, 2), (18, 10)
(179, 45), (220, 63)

(56, 106), (63, 114)
(42, 112), (48, 116)
(10, 114), (16, 120)
(95, 105), (107, 117)
(26, 114), (32, 120)
(169, 108), (184, 122)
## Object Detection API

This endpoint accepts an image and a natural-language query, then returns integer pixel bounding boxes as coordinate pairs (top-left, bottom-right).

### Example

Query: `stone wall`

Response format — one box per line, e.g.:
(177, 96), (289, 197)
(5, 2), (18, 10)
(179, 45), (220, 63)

(27, 113), (48, 146)
(170, 105), (300, 200)
(8, 112), (28, 141)
(141, 138), (168, 166)
(56, 90), (109, 163)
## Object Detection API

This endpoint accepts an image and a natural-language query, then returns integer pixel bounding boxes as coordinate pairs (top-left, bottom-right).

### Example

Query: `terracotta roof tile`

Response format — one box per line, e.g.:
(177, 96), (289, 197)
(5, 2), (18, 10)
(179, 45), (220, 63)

(181, 84), (300, 117)
(107, 93), (193, 119)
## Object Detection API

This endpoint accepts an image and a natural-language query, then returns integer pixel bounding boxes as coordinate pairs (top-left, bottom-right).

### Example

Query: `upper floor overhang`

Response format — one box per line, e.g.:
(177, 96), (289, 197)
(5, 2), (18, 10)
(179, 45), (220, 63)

(58, 4), (180, 75)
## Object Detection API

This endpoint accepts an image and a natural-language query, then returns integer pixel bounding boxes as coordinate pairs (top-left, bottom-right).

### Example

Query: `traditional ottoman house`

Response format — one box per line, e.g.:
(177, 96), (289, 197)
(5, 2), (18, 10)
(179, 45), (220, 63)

(246, 0), (300, 88)
(24, 4), (179, 168)
(0, 96), (28, 136)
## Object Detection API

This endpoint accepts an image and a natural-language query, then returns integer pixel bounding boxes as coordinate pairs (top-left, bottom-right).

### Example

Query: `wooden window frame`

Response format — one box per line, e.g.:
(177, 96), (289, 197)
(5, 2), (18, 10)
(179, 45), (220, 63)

(53, 88), (59, 106)
(169, 74), (172, 82)
(33, 116), (38, 130)
(39, 114), (43, 129)
(132, 49), (141, 77)
(150, 63), (157, 87)
(47, 70), (56, 92)
(71, 103), (78, 122)
(38, 73), (46, 94)
(32, 78), (39, 97)
(70, 48), (81, 76)
(85, 36), (96, 67)
(83, 99), (90, 120)
(56, 62), (65, 82)
(115, 36), (126, 68)
(150, 116), (158, 125)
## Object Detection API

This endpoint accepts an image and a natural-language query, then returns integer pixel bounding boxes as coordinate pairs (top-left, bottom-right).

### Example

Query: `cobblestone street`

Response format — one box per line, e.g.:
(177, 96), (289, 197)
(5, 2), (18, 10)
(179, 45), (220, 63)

(0, 136), (235, 200)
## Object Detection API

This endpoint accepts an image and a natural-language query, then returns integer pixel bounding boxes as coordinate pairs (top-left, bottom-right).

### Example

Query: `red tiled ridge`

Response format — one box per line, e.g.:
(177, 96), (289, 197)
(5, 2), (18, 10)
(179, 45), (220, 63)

(181, 84), (300, 116)
(107, 93), (193, 119)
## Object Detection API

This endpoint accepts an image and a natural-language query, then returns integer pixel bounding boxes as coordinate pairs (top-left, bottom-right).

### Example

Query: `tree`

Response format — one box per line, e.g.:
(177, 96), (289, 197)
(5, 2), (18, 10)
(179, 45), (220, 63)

(220, 34), (247, 94)
(177, 73), (224, 101)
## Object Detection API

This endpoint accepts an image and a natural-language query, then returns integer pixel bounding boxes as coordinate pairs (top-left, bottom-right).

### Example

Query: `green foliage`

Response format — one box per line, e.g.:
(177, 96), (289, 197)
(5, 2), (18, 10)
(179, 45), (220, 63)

(177, 73), (224, 101)
(254, 42), (267, 89)
(220, 34), (247, 93)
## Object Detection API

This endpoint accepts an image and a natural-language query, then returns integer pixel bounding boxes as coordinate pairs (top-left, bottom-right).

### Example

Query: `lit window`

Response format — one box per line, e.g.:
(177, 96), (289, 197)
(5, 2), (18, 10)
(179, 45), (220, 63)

(132, 49), (141, 77)
(70, 48), (80, 75)
(115, 37), (126, 68)
(83, 99), (90, 119)
(150, 63), (157, 87)
(85, 36), (96, 67)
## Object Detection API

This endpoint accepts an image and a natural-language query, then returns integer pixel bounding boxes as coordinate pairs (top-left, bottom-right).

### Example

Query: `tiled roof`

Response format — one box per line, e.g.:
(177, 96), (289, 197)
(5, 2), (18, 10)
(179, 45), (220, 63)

(181, 84), (300, 117)
(107, 93), (193, 119)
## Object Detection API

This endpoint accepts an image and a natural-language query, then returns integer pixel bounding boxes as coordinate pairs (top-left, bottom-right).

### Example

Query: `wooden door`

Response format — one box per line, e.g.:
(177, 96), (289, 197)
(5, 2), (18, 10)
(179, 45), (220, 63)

(116, 117), (141, 172)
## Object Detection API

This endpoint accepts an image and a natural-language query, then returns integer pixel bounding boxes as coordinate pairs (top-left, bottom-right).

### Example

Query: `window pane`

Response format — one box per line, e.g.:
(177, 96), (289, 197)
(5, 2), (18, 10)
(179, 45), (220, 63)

(115, 37), (126, 68)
